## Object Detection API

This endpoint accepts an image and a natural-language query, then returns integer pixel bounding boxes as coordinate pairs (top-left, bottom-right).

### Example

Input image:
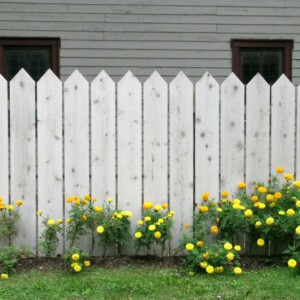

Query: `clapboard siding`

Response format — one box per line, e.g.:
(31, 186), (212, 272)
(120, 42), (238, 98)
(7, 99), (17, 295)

(0, 0), (300, 83)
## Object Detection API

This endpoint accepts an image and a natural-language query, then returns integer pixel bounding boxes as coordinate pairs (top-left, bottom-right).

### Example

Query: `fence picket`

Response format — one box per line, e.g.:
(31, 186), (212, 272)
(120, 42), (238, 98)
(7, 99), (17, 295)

(246, 74), (270, 188)
(271, 75), (295, 175)
(195, 72), (219, 201)
(37, 70), (63, 255)
(117, 71), (142, 254)
(297, 85), (300, 178)
(10, 69), (36, 251)
(220, 73), (245, 196)
(169, 72), (194, 253)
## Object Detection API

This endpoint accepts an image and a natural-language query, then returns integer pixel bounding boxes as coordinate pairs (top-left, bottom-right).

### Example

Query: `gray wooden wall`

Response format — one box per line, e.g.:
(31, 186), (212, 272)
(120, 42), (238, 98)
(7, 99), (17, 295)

(0, 0), (300, 84)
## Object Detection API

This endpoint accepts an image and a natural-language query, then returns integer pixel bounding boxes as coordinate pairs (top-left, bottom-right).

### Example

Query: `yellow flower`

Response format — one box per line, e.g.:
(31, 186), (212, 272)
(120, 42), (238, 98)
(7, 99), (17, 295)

(233, 198), (241, 204)
(232, 203), (241, 210)
(116, 213), (123, 219)
(221, 191), (229, 198)
(202, 192), (210, 201)
(121, 211), (132, 217)
(162, 202), (168, 209)
(96, 226), (105, 234)
(74, 265), (82, 272)
(296, 201), (300, 208)
(224, 242), (233, 251)
(66, 196), (73, 203)
(259, 203), (266, 209)
(288, 259), (297, 268)
(234, 267), (242, 275)
(199, 205), (209, 213)
(67, 218), (72, 224)
(251, 195), (258, 202)
(158, 218), (164, 224)
(170, 210), (176, 215)
(84, 194), (91, 201)
(244, 209), (253, 218)
(16, 199), (24, 206)
(197, 241), (204, 247)
(211, 225), (219, 235)
(234, 245), (242, 252)
(278, 210), (285, 216)
(200, 261), (208, 268)
(274, 192), (282, 199)
(0, 203), (4, 210)
(72, 253), (80, 261)
(258, 186), (267, 194)
(206, 265), (214, 274)
(189, 271), (194, 276)
(276, 166), (284, 174)
(266, 217), (274, 225)
(145, 216), (151, 222)
(148, 225), (156, 231)
(255, 221), (262, 227)
(154, 205), (162, 212)
(8, 205), (14, 211)
(287, 209), (295, 217)
(293, 181), (300, 188)
(284, 173), (293, 181)
(71, 262), (77, 268)
(47, 219), (55, 226)
(81, 214), (87, 221)
(238, 182), (246, 189)
(57, 219), (63, 224)
(107, 197), (113, 203)
(37, 210), (43, 216)
(266, 194), (274, 202)
(215, 266), (224, 273)
(94, 206), (103, 212)
(143, 202), (154, 210)
(217, 207), (222, 212)
(184, 224), (190, 229)
(1, 273), (8, 280)
(202, 252), (210, 260)
(92, 197), (97, 202)
(138, 220), (144, 225)
(74, 199), (81, 206)
(185, 243), (194, 251)
(135, 232), (142, 239)
(84, 260), (91, 267)
(154, 231), (161, 239)
(226, 252), (235, 261)
(295, 226), (300, 235)
(257, 238), (265, 247)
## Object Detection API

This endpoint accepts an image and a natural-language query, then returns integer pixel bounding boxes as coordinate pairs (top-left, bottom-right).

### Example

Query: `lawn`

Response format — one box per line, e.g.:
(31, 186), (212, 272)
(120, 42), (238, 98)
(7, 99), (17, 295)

(0, 265), (299, 300)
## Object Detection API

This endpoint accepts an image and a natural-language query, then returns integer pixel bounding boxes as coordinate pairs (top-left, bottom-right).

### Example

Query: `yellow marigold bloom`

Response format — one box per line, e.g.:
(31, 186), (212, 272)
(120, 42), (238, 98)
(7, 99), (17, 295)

(200, 261), (208, 268)
(116, 213), (123, 219)
(224, 242), (233, 250)
(257, 238), (265, 247)
(158, 218), (164, 224)
(295, 226), (300, 235)
(16, 199), (24, 206)
(234, 245), (242, 252)
(83, 199), (89, 205)
(185, 243), (194, 251)
(107, 197), (113, 203)
(1, 273), (8, 280)
(94, 206), (103, 213)
(211, 225), (219, 235)
(221, 191), (229, 198)
(259, 203), (266, 209)
(266, 217), (274, 225)
(148, 224), (156, 231)
(67, 218), (72, 224)
(0, 203), (4, 210)
(276, 166), (284, 174)
(74, 199), (81, 206)
(233, 199), (241, 204)
(154, 231), (161, 239)
(278, 210), (285, 216)
(202, 252), (210, 260)
(206, 265), (214, 274)
(72, 253), (80, 261)
(288, 259), (297, 268)
(215, 266), (224, 273)
(293, 181), (300, 188)
(74, 265), (82, 272)
(234, 267), (243, 275)
(8, 205), (14, 211)
(135, 232), (142, 239)
(258, 186), (267, 194)
(66, 196), (73, 203)
(197, 241), (204, 247)
(162, 202), (168, 209)
(81, 214), (87, 221)
(57, 219), (63, 224)
(287, 208), (295, 217)
(296, 201), (300, 208)
(274, 192), (282, 200)
(37, 210), (43, 216)
(71, 262), (77, 268)
(154, 205), (162, 212)
(226, 252), (235, 261)
(232, 203), (241, 210)
(184, 224), (190, 229)
(47, 219), (55, 226)
(284, 173), (293, 181)
(143, 202), (154, 210)
(269, 202), (276, 208)
(255, 221), (262, 227)
(138, 220), (144, 225)
(251, 195), (259, 202)
(217, 207), (223, 212)
(84, 194), (91, 201)
(170, 210), (176, 215)
(266, 194), (275, 202)
(92, 197), (97, 202)
(0, 196), (3, 202)
(244, 209), (253, 218)
(73, 195), (79, 200)
(238, 182), (246, 189)
(96, 226), (105, 234)
(202, 192), (210, 201)
(121, 210), (132, 217)
(199, 205), (209, 213)
(145, 216), (151, 222)
(84, 260), (91, 267)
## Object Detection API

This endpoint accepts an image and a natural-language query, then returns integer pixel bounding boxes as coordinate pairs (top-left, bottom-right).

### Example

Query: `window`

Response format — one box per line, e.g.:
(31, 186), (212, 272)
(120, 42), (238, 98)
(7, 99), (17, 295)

(231, 40), (293, 84)
(0, 38), (60, 81)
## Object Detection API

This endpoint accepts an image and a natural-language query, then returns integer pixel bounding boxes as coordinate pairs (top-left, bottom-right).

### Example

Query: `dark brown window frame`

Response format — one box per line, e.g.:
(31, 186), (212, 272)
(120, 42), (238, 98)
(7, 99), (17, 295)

(0, 37), (60, 80)
(231, 39), (293, 83)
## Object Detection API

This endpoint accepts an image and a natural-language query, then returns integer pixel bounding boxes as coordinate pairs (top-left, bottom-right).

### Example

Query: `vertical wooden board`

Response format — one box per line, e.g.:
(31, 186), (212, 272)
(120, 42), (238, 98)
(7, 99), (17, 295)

(246, 74), (270, 188)
(64, 70), (90, 251)
(220, 73), (245, 196)
(10, 69), (36, 251)
(91, 71), (116, 204)
(0, 75), (9, 246)
(37, 70), (63, 255)
(169, 72), (194, 253)
(117, 71), (142, 254)
(195, 72), (219, 202)
(297, 85), (300, 179)
(143, 71), (168, 204)
(271, 75), (295, 174)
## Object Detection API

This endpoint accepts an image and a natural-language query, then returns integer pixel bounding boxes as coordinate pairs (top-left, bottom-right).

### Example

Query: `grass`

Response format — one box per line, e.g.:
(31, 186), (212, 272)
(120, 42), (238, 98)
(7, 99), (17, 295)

(0, 266), (299, 300)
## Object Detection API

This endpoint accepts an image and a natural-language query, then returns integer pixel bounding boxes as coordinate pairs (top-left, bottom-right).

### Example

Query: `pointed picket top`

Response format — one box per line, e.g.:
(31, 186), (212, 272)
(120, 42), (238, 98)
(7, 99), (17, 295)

(64, 69), (88, 92)
(196, 71), (219, 90)
(118, 70), (141, 86)
(145, 70), (167, 86)
(10, 68), (35, 86)
(38, 69), (61, 85)
(91, 70), (114, 86)
(221, 72), (243, 91)
(170, 71), (192, 87)
(247, 73), (269, 88)
(0, 73), (7, 85)
(272, 73), (294, 90)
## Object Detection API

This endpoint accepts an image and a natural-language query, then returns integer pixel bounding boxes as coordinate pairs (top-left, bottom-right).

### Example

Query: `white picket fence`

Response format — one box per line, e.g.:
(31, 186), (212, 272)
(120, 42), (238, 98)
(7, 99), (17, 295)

(0, 69), (299, 256)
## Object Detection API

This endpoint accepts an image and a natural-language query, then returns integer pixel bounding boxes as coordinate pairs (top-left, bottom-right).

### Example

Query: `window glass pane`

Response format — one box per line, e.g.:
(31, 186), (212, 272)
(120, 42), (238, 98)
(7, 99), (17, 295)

(261, 51), (282, 84)
(28, 48), (51, 81)
(241, 51), (261, 84)
(5, 48), (28, 81)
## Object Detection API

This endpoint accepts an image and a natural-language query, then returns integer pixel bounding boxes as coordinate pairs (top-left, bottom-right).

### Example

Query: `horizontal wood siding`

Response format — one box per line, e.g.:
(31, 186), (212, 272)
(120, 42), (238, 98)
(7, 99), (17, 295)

(0, 0), (300, 83)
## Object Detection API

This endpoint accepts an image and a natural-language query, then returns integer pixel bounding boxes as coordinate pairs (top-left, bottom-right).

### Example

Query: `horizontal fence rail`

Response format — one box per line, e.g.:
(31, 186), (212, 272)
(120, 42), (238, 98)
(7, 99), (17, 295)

(0, 69), (299, 255)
